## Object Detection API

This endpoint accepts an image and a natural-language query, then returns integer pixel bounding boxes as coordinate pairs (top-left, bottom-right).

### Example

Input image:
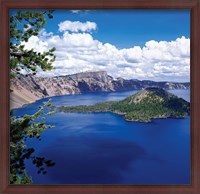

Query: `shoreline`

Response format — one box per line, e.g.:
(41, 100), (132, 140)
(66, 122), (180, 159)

(56, 109), (189, 123)
(10, 88), (190, 110)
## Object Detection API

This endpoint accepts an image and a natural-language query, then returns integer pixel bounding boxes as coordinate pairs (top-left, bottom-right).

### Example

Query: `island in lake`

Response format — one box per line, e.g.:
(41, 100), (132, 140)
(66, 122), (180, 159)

(10, 71), (189, 109)
(56, 87), (190, 122)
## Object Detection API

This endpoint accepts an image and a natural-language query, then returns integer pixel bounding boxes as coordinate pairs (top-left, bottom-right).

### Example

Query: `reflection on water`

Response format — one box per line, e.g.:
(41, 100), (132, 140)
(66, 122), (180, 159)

(13, 89), (190, 184)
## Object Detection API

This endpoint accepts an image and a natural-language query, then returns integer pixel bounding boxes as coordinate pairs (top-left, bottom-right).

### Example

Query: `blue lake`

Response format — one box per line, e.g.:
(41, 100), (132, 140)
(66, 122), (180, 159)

(12, 89), (190, 184)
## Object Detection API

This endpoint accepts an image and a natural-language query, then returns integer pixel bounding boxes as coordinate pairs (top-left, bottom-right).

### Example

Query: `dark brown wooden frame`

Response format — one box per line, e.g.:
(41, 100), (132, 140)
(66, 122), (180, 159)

(0, 0), (200, 193)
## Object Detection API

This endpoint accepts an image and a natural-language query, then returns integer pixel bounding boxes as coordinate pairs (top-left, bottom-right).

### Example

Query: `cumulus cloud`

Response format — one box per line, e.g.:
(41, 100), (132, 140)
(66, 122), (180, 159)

(71, 10), (81, 13)
(21, 23), (190, 82)
(21, 36), (49, 53)
(58, 20), (97, 33)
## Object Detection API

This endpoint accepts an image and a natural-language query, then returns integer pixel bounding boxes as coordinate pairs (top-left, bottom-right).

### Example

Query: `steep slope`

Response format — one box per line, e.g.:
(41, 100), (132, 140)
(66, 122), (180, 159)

(10, 71), (190, 109)
(10, 71), (114, 109)
(57, 87), (190, 122)
(110, 87), (190, 122)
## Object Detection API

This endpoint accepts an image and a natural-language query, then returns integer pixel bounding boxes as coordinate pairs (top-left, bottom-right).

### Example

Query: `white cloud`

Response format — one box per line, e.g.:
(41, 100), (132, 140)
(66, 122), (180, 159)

(21, 24), (190, 82)
(38, 28), (53, 38)
(120, 46), (142, 63)
(21, 36), (49, 53)
(70, 10), (91, 14)
(58, 20), (97, 33)
(71, 10), (81, 13)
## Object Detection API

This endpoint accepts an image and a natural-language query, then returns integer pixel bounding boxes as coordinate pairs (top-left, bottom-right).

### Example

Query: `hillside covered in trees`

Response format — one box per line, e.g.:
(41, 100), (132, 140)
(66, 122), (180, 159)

(57, 87), (190, 122)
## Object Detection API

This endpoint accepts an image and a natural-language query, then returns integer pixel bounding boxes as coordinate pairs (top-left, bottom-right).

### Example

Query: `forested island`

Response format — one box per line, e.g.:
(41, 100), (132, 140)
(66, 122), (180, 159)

(56, 87), (190, 122)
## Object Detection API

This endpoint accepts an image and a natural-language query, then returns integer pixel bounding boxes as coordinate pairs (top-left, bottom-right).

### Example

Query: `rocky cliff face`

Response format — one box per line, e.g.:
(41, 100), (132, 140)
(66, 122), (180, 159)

(10, 71), (190, 109)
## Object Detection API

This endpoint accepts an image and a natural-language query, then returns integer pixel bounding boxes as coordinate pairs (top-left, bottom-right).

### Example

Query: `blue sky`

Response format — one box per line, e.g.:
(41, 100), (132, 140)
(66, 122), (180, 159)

(14, 10), (190, 82)
(44, 10), (190, 48)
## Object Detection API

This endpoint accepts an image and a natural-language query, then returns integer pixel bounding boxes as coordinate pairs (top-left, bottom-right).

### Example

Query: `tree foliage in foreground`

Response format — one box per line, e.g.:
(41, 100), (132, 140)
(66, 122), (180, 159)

(10, 100), (55, 184)
(10, 10), (56, 78)
(10, 100), (56, 184)
(10, 10), (56, 184)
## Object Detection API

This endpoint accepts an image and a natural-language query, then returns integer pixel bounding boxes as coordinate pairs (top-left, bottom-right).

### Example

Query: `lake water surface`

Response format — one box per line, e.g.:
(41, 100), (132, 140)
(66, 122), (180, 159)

(13, 89), (190, 184)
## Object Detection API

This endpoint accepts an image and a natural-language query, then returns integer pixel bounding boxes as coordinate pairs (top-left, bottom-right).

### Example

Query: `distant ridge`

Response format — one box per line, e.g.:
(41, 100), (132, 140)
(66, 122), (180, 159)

(10, 71), (190, 109)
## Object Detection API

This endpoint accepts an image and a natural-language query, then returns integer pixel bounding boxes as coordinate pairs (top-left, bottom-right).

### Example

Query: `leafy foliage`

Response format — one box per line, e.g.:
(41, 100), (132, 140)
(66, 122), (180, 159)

(10, 10), (56, 78)
(10, 10), (56, 184)
(10, 100), (55, 184)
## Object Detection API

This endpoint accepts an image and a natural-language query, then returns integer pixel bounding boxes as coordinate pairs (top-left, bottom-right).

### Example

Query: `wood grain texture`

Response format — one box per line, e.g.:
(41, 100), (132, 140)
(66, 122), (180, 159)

(0, 0), (199, 193)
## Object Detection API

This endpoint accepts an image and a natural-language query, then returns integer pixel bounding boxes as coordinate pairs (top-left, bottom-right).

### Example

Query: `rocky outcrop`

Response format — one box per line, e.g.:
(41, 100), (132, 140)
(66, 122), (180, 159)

(10, 71), (190, 109)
